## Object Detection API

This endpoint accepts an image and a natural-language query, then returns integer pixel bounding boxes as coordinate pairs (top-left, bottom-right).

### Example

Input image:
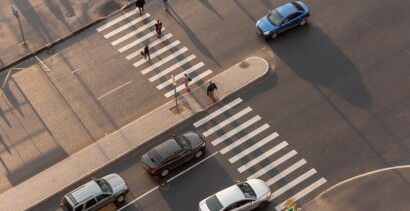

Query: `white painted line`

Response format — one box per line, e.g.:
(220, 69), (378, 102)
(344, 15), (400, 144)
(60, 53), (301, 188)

(133, 40), (181, 68)
(275, 178), (327, 211)
(97, 81), (132, 100)
(247, 150), (297, 179)
(221, 124), (270, 155)
(111, 21), (161, 46)
(211, 116), (262, 146)
(193, 98), (243, 128)
(228, 131), (279, 162)
(104, 13), (150, 39)
(141, 47), (188, 75)
(204, 107), (253, 137)
(265, 159), (307, 186)
(167, 151), (219, 183)
(164, 69), (212, 97)
(121, 33), (172, 54)
(153, 57), (199, 84)
(35, 56), (51, 72)
(117, 186), (159, 211)
(157, 62), (205, 90)
(237, 141), (288, 173)
(97, 10), (141, 32)
(116, 30), (161, 50)
(269, 168), (317, 201)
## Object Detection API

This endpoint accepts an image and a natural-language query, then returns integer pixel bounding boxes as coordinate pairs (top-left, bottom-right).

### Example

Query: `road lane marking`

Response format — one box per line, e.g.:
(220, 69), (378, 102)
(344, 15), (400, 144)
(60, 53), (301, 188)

(97, 10), (142, 32)
(155, 59), (204, 85)
(112, 21), (164, 46)
(104, 13), (150, 39)
(221, 124), (270, 155)
(265, 159), (307, 186)
(228, 131), (278, 162)
(193, 98), (243, 127)
(35, 56), (51, 72)
(114, 30), (162, 48)
(121, 33), (172, 54)
(97, 81), (132, 100)
(269, 168), (317, 201)
(133, 40), (181, 68)
(203, 107), (253, 137)
(117, 186), (159, 211)
(247, 150), (297, 179)
(140, 47), (188, 74)
(275, 178), (327, 211)
(211, 115), (262, 146)
(237, 141), (288, 173)
(164, 69), (212, 97)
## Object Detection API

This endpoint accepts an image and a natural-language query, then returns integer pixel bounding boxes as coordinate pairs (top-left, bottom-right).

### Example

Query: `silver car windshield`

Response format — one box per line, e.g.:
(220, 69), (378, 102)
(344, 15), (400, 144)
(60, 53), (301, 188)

(267, 10), (283, 26)
(96, 179), (113, 193)
(237, 182), (256, 199)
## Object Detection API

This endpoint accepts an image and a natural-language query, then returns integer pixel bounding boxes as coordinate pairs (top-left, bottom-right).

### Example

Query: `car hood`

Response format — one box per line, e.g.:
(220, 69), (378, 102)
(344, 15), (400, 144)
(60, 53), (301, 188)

(247, 179), (271, 198)
(103, 173), (127, 194)
(257, 16), (277, 32)
(183, 132), (205, 148)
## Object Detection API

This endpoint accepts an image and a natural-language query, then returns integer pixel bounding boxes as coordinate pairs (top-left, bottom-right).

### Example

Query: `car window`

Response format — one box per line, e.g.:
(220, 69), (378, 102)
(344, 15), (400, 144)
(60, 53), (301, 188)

(225, 200), (252, 210)
(289, 12), (301, 21)
(205, 195), (223, 211)
(174, 135), (192, 150)
(267, 10), (283, 26)
(74, 205), (83, 211)
(237, 182), (256, 199)
(95, 179), (113, 193)
(164, 150), (183, 163)
(85, 198), (97, 209)
(96, 193), (110, 201)
(61, 197), (74, 211)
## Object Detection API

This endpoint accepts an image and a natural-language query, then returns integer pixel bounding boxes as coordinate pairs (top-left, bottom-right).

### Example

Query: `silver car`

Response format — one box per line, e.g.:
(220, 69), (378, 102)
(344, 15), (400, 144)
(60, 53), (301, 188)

(199, 179), (271, 211)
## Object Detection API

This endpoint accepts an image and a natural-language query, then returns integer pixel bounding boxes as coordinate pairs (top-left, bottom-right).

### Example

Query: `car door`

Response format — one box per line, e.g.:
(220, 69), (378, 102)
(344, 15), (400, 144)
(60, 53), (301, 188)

(95, 193), (113, 209)
(164, 150), (193, 170)
(288, 12), (302, 27)
(278, 13), (301, 33)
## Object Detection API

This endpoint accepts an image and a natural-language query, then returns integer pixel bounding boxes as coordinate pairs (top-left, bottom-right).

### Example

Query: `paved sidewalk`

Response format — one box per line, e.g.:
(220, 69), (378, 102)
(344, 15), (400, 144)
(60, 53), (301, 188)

(0, 57), (269, 211)
(303, 166), (410, 211)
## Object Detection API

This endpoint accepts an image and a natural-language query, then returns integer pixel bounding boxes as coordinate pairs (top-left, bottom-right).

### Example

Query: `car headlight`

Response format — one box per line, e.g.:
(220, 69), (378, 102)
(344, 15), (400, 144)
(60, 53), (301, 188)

(263, 31), (270, 36)
(256, 20), (260, 25)
(260, 191), (271, 200)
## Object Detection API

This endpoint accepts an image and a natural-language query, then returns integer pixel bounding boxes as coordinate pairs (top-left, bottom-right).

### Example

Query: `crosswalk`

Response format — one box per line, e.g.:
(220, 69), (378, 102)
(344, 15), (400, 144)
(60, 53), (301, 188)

(193, 98), (327, 210)
(96, 10), (212, 98)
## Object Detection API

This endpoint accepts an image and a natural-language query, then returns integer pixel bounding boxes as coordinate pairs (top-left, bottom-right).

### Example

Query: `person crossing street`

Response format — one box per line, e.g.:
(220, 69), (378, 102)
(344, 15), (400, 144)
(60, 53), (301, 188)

(207, 80), (218, 102)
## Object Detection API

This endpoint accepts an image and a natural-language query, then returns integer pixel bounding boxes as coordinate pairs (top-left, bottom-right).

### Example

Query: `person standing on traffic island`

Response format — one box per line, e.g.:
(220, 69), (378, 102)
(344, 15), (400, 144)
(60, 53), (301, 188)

(207, 80), (218, 102)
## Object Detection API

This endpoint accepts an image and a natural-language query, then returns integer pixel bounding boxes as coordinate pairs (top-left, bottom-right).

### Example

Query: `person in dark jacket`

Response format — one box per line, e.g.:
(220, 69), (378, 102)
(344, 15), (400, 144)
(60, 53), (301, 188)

(207, 80), (218, 102)
(154, 20), (163, 37)
(143, 44), (150, 60)
(135, 0), (145, 15)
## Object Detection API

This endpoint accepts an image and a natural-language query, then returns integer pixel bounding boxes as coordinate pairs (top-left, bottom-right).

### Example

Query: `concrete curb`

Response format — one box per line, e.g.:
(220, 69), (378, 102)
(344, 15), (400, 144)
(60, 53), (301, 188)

(0, 1), (137, 73)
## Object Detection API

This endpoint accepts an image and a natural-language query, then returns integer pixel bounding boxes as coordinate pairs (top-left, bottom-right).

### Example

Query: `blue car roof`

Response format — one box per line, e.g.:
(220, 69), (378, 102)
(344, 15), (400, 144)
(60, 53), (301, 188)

(276, 3), (299, 18)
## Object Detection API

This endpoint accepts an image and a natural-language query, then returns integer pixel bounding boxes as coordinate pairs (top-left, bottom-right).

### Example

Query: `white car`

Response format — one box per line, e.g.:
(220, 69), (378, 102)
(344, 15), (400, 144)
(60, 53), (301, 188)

(199, 179), (271, 211)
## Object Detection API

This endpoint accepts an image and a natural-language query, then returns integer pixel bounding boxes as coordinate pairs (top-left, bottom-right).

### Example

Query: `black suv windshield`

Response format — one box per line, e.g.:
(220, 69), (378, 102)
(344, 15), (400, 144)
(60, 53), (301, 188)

(237, 182), (256, 199)
(174, 136), (192, 150)
(95, 179), (113, 193)
(267, 10), (283, 26)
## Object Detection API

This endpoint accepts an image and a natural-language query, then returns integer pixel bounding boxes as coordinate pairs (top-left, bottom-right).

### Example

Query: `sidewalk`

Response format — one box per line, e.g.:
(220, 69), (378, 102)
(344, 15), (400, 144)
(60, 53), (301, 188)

(0, 57), (269, 211)
(303, 166), (410, 211)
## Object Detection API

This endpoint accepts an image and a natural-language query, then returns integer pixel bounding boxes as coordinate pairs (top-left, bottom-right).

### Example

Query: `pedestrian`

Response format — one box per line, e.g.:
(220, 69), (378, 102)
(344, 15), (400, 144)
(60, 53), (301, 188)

(142, 44), (150, 60)
(135, 0), (145, 15)
(163, 0), (169, 10)
(207, 80), (218, 102)
(155, 20), (163, 37)
(180, 73), (192, 92)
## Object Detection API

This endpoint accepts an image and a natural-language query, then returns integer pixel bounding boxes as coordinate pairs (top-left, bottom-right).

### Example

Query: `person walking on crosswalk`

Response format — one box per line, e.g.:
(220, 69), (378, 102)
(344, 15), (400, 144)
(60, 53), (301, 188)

(155, 20), (163, 37)
(135, 0), (145, 15)
(207, 80), (218, 102)
(143, 44), (150, 61)
(180, 73), (192, 92)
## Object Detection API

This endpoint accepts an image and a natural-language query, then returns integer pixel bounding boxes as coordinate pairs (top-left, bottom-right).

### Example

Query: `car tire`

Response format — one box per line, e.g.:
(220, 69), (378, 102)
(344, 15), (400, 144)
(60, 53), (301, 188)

(194, 150), (204, 158)
(271, 33), (278, 39)
(114, 194), (125, 206)
(258, 201), (269, 208)
(300, 19), (306, 26)
(160, 169), (170, 177)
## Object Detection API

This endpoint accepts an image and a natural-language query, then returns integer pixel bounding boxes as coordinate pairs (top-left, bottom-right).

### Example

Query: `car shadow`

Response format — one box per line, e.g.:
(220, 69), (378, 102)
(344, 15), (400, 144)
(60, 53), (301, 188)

(266, 23), (371, 107)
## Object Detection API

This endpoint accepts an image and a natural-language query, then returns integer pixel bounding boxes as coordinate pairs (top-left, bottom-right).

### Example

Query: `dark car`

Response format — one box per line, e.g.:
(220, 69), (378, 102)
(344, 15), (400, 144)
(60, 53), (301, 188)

(142, 131), (206, 177)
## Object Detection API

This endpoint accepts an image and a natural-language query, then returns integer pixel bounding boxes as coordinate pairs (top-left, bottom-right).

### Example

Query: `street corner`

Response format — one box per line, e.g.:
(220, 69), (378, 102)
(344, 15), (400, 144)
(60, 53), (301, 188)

(247, 47), (278, 73)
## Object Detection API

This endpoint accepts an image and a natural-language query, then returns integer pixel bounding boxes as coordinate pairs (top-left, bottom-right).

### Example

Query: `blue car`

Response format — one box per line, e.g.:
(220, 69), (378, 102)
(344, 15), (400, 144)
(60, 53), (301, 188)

(256, 1), (310, 39)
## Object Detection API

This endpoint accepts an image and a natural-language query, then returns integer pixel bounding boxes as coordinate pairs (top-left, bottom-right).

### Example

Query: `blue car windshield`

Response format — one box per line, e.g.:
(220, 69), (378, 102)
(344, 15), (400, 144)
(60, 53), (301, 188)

(267, 10), (283, 26)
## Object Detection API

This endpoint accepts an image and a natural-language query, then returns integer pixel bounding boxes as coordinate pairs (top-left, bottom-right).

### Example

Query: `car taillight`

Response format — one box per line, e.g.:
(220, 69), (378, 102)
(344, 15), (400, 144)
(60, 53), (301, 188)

(149, 168), (157, 173)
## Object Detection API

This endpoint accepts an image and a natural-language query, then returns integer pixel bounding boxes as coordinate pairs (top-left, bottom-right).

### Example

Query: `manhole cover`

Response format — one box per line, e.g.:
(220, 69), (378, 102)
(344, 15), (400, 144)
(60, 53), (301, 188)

(239, 61), (250, 69)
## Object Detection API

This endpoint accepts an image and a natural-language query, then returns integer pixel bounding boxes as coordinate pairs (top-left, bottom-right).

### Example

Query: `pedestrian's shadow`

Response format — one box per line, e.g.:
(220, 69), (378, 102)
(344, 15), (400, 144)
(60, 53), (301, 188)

(267, 24), (371, 107)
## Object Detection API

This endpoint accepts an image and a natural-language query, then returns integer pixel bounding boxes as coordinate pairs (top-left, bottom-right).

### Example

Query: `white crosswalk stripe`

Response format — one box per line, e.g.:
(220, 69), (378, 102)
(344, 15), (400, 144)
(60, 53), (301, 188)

(155, 62), (203, 88)
(275, 178), (327, 211)
(97, 10), (141, 32)
(203, 107), (253, 137)
(211, 116), (262, 146)
(228, 132), (279, 162)
(111, 21), (162, 46)
(133, 40), (181, 68)
(237, 141), (288, 173)
(193, 98), (243, 127)
(119, 30), (164, 50)
(265, 159), (307, 186)
(269, 168), (317, 201)
(164, 70), (212, 97)
(220, 124), (270, 155)
(141, 47), (188, 74)
(121, 33), (173, 54)
(104, 13), (150, 39)
(247, 150), (297, 180)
